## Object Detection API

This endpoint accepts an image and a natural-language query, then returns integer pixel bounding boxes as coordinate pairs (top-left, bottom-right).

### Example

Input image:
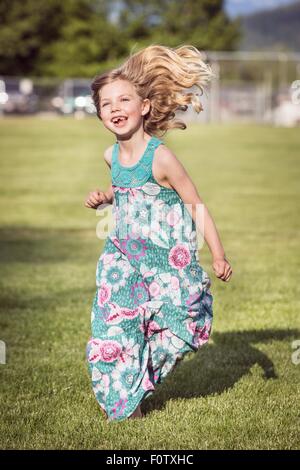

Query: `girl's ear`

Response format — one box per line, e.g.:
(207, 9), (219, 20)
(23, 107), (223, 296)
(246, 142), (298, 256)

(141, 98), (151, 116)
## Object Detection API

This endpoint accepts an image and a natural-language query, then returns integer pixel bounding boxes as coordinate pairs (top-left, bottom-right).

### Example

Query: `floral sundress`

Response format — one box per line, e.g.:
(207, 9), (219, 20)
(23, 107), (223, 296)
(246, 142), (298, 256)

(86, 135), (213, 421)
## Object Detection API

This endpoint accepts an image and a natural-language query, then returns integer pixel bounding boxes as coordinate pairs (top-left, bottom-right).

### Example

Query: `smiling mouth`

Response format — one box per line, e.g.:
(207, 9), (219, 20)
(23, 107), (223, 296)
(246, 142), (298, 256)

(111, 117), (128, 125)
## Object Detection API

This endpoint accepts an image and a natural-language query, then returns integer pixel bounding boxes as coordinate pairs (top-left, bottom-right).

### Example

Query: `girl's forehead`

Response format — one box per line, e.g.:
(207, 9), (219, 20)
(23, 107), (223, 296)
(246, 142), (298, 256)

(101, 80), (134, 96)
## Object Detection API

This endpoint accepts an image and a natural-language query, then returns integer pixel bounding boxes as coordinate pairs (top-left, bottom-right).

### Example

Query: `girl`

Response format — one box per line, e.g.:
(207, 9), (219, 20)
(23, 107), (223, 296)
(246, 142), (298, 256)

(85, 44), (233, 422)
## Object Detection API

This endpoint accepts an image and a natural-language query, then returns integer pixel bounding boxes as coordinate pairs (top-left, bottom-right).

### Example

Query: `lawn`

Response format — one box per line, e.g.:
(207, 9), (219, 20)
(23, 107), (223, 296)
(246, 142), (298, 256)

(0, 116), (299, 449)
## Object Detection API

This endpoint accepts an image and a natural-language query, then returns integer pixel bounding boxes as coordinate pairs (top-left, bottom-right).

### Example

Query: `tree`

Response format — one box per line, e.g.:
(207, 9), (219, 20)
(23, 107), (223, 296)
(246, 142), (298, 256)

(114, 0), (241, 51)
(0, 0), (241, 77)
(0, 0), (127, 77)
(0, 0), (66, 75)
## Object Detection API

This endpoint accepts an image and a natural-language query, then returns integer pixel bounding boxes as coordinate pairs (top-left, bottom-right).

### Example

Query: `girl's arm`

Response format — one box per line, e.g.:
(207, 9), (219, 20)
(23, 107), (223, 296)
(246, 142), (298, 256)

(103, 183), (114, 204)
(84, 148), (114, 208)
(103, 146), (114, 204)
(155, 146), (232, 282)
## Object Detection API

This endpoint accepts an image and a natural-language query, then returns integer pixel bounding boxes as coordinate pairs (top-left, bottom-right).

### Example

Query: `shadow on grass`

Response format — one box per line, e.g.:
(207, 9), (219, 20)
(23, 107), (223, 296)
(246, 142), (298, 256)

(0, 226), (101, 264)
(1, 228), (298, 421)
(0, 226), (100, 311)
(142, 328), (300, 416)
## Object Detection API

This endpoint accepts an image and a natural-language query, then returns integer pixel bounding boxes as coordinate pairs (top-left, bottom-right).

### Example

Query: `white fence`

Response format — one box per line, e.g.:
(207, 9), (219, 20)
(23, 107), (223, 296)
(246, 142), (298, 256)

(1, 51), (300, 126)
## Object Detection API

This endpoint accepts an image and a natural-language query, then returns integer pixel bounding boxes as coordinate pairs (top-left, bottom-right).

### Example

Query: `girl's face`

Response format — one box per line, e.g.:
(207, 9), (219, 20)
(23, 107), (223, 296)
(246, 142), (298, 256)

(99, 79), (150, 136)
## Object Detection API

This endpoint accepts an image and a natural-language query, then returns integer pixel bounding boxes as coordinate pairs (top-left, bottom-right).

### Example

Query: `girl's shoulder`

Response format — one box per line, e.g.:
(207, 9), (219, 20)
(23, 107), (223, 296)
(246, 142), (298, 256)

(103, 139), (178, 172)
(152, 141), (183, 190)
(103, 145), (114, 169)
(154, 141), (179, 167)
(103, 139), (170, 164)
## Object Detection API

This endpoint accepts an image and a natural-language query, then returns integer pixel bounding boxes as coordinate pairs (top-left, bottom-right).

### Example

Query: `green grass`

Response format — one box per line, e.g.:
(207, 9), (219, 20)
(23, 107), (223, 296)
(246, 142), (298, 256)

(0, 117), (299, 449)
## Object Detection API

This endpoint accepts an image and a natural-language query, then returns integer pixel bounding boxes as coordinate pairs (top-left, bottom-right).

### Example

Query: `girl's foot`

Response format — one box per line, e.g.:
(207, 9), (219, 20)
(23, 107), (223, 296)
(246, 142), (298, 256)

(98, 403), (108, 420)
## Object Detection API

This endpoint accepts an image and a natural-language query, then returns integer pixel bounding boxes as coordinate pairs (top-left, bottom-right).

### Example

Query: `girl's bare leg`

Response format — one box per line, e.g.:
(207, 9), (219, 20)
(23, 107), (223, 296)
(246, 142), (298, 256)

(129, 405), (143, 419)
(99, 405), (108, 420)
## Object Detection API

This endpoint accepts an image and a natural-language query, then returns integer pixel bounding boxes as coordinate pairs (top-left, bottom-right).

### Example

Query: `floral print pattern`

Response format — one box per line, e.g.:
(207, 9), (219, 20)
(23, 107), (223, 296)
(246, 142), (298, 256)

(86, 135), (213, 421)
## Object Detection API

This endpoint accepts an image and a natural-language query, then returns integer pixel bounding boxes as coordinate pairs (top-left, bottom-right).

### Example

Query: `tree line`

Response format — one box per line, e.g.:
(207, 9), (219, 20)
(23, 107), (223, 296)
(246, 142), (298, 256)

(0, 0), (241, 77)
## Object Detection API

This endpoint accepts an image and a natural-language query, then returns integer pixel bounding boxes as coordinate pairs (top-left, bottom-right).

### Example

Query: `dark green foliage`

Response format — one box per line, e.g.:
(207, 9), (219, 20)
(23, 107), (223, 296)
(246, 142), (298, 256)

(0, 0), (241, 77)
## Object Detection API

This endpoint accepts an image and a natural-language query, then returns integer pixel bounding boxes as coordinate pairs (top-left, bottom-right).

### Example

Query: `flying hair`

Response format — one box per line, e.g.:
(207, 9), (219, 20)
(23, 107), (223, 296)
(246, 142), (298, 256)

(91, 43), (215, 137)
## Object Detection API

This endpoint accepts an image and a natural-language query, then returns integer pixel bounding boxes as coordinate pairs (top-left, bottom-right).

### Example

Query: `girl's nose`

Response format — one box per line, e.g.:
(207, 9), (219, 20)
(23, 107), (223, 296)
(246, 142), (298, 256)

(111, 103), (121, 112)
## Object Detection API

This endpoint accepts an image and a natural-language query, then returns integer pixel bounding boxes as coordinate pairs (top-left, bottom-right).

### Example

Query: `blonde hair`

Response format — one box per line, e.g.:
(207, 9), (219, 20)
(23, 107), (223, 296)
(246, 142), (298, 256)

(91, 43), (215, 137)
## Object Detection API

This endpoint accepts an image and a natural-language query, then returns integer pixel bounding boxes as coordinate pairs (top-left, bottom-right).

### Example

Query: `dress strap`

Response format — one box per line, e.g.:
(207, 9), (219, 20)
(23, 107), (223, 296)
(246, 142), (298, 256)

(111, 136), (164, 188)
(111, 141), (119, 166)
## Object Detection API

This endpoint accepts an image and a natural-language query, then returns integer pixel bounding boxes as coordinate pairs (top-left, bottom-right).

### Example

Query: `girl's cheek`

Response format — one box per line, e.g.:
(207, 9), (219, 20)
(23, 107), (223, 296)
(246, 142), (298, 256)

(103, 112), (112, 123)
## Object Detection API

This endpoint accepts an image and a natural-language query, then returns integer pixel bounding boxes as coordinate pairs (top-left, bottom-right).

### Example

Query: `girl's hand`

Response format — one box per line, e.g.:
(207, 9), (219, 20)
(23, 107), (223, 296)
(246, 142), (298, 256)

(212, 256), (233, 282)
(84, 190), (109, 209)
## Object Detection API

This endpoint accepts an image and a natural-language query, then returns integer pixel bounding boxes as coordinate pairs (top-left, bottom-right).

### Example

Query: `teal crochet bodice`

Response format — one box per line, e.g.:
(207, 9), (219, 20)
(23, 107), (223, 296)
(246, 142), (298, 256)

(111, 135), (165, 188)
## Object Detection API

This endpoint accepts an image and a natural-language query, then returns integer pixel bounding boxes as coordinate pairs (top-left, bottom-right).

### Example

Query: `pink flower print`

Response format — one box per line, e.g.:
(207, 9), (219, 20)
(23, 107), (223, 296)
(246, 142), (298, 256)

(116, 187), (142, 196)
(197, 322), (212, 344)
(171, 276), (180, 290)
(187, 321), (197, 336)
(110, 235), (121, 251)
(88, 338), (123, 363)
(149, 281), (161, 297)
(119, 306), (140, 320)
(186, 292), (201, 317)
(142, 320), (161, 339)
(87, 338), (102, 363)
(189, 321), (212, 348)
(99, 339), (123, 362)
(92, 372), (110, 399)
(120, 235), (148, 261)
(112, 398), (128, 419)
(118, 187), (130, 193)
(103, 374), (110, 388)
(166, 208), (181, 226)
(143, 270), (155, 278)
(102, 253), (115, 265)
(198, 329), (210, 346)
(130, 281), (149, 305)
(141, 374), (155, 392)
(103, 303), (123, 324)
(168, 244), (191, 269)
(97, 284), (111, 306)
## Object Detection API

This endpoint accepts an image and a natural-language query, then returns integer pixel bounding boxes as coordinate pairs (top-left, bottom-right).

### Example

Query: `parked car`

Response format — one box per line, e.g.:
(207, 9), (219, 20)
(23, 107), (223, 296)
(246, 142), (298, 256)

(0, 78), (38, 114)
(51, 79), (96, 115)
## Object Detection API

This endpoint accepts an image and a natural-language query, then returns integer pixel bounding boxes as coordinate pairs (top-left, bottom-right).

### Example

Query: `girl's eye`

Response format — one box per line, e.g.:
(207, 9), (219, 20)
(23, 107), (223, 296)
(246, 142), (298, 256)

(102, 98), (128, 107)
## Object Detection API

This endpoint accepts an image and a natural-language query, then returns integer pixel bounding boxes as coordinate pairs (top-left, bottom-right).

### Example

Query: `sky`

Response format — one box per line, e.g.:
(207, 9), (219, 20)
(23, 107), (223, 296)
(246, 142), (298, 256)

(225, 0), (299, 17)
(109, 1), (299, 24)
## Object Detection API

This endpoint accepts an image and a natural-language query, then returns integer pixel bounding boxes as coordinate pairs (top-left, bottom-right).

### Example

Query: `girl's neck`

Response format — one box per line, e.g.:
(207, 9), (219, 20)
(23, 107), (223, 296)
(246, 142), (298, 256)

(116, 130), (152, 159)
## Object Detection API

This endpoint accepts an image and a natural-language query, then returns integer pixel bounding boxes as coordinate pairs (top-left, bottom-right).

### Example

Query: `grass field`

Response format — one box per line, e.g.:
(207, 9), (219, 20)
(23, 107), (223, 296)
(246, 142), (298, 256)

(0, 117), (299, 449)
